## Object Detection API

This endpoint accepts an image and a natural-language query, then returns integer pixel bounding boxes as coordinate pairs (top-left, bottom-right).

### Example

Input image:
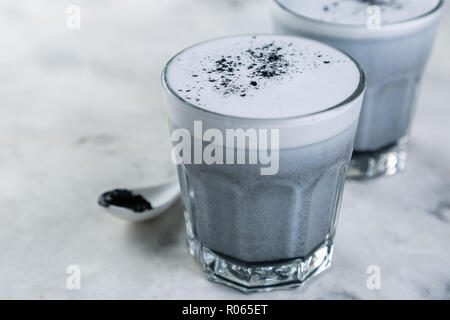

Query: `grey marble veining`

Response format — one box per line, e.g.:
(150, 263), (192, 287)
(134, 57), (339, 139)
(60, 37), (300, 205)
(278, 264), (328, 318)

(0, 0), (449, 299)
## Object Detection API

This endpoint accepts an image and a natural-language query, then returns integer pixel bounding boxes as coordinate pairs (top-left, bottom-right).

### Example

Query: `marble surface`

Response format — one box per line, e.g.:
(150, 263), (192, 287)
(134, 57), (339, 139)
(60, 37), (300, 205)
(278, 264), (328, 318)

(0, 0), (449, 299)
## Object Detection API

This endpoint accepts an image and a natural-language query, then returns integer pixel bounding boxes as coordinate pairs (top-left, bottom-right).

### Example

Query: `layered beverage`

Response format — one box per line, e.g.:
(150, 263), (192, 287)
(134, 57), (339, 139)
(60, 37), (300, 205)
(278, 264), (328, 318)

(162, 35), (365, 292)
(272, 0), (444, 178)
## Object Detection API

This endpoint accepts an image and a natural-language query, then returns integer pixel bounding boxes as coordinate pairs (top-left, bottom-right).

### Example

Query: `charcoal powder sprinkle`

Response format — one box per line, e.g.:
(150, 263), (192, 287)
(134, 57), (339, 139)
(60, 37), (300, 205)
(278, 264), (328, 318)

(165, 35), (361, 119)
(171, 36), (343, 105)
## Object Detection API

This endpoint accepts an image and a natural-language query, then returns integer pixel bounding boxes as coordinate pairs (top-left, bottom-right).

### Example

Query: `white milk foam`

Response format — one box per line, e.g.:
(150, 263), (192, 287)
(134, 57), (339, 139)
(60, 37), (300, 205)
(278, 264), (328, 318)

(277, 0), (440, 25)
(163, 35), (364, 148)
(165, 35), (360, 119)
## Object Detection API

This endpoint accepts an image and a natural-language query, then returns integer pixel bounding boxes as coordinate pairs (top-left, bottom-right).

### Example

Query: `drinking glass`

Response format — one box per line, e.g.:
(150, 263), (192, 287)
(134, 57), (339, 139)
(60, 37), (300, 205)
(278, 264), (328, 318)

(162, 35), (365, 292)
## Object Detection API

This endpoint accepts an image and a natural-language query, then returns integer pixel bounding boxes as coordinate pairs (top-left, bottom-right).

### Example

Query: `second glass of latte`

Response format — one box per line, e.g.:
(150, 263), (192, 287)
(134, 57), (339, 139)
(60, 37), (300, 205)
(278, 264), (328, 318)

(272, 0), (444, 179)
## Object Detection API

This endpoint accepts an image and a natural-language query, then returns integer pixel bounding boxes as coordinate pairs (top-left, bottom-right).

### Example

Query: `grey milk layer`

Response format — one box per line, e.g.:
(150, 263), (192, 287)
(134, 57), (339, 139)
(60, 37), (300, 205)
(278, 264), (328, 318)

(174, 121), (357, 262)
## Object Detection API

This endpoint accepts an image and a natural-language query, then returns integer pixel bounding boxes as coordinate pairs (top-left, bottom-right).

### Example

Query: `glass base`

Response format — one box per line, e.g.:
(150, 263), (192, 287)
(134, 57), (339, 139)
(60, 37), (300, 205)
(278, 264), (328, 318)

(347, 136), (409, 180)
(185, 216), (333, 293)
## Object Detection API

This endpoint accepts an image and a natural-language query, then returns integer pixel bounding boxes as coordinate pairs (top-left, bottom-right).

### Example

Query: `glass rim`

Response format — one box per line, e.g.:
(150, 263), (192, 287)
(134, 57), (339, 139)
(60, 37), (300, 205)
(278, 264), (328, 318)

(161, 34), (366, 123)
(272, 0), (444, 29)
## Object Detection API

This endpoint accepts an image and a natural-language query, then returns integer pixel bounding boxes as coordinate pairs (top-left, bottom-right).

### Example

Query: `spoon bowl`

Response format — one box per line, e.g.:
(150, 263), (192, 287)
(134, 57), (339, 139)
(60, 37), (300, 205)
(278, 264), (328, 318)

(98, 178), (180, 222)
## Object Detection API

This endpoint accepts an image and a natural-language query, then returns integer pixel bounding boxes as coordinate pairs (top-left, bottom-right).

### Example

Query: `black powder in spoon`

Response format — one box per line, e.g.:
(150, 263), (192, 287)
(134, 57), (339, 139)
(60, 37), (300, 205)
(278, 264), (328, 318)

(98, 189), (152, 213)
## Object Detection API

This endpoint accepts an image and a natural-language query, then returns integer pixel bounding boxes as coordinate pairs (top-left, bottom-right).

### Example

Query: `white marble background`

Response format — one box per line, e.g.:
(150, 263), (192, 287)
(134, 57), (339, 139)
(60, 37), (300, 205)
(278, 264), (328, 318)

(0, 0), (449, 299)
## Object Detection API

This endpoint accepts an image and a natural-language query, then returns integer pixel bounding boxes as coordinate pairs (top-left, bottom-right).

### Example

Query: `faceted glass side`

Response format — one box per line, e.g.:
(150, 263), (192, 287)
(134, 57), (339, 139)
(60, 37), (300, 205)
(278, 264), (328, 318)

(177, 161), (348, 293)
(348, 136), (409, 180)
